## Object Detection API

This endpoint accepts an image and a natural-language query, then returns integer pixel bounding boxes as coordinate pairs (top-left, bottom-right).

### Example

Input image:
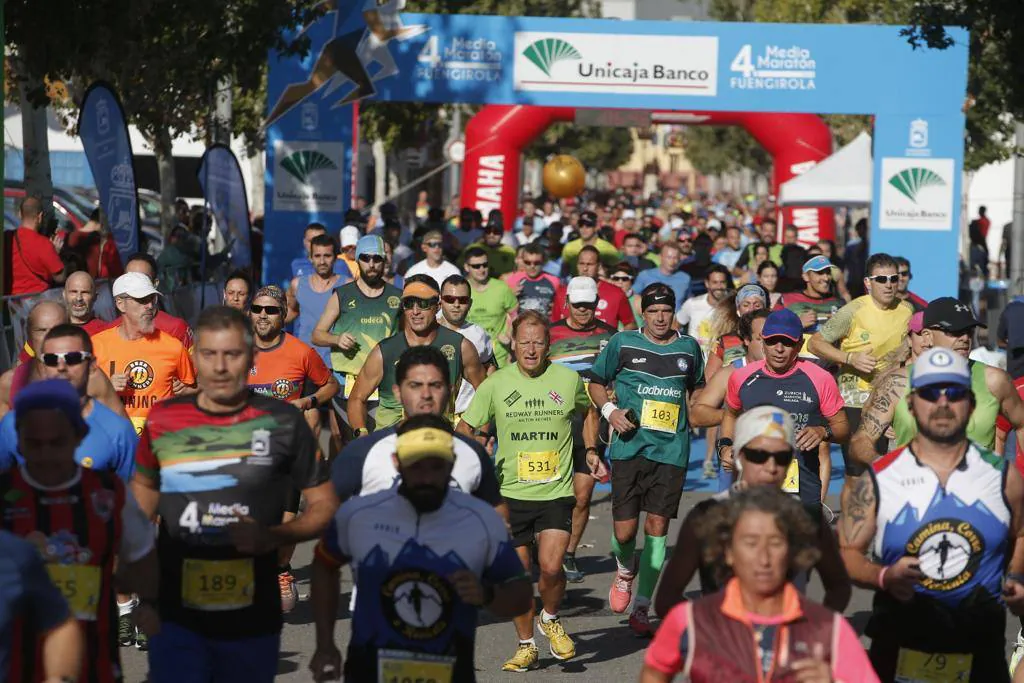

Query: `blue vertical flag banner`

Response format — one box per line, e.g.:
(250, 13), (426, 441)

(198, 144), (253, 268)
(77, 82), (140, 265)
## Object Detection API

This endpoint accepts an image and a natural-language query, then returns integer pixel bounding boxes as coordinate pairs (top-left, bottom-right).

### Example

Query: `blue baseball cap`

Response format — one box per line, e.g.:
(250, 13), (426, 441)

(761, 309), (803, 342)
(911, 347), (971, 389)
(14, 378), (88, 435)
(803, 255), (832, 273)
(355, 235), (385, 258)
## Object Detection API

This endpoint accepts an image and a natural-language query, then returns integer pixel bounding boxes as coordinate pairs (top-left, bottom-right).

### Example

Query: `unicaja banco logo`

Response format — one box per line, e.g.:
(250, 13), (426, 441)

(522, 38), (581, 77)
(887, 167), (946, 204)
(280, 150), (337, 184)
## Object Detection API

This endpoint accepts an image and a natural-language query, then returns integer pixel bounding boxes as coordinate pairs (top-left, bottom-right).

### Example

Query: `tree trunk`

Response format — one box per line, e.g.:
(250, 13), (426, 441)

(150, 127), (177, 241)
(19, 80), (54, 215)
(248, 152), (265, 217)
(372, 139), (387, 208)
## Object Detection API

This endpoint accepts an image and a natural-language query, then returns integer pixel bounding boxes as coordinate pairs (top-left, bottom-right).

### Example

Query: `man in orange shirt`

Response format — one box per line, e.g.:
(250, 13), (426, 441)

(92, 272), (196, 434)
(122, 253), (194, 351)
(247, 285), (339, 612)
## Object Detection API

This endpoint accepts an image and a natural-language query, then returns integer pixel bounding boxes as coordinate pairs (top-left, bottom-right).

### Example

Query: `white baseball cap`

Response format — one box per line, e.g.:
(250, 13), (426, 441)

(912, 347), (971, 390)
(566, 276), (599, 304)
(112, 272), (160, 299)
(621, 209), (637, 220)
(734, 405), (796, 454)
(340, 225), (361, 248)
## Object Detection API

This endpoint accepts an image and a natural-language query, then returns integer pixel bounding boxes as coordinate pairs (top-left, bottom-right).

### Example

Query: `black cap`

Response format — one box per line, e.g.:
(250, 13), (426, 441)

(923, 297), (986, 332)
(579, 211), (598, 227)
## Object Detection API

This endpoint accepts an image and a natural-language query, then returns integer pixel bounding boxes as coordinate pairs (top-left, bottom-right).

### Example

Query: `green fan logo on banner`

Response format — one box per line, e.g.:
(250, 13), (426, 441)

(887, 167), (946, 204)
(280, 150), (338, 184)
(522, 38), (582, 77)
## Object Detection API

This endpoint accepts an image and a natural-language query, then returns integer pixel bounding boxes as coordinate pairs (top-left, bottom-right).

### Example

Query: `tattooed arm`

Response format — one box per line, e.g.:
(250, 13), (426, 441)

(849, 368), (907, 466)
(837, 471), (883, 589)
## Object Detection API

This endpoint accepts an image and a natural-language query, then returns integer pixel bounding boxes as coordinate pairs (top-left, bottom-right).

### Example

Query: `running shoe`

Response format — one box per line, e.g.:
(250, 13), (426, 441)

(702, 460), (717, 479)
(538, 617), (576, 660)
(501, 642), (540, 672)
(563, 555), (584, 583)
(1010, 629), (1024, 677)
(118, 613), (135, 647)
(629, 605), (653, 637)
(134, 627), (148, 651)
(609, 569), (635, 614)
(279, 570), (298, 613)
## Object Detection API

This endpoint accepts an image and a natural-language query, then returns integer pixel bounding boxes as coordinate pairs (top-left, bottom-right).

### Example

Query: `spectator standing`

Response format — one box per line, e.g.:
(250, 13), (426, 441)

(7, 196), (65, 295)
(633, 243), (691, 311)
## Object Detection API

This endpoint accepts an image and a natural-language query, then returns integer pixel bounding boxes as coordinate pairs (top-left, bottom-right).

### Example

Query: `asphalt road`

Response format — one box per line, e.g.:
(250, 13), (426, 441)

(119, 439), (1022, 681)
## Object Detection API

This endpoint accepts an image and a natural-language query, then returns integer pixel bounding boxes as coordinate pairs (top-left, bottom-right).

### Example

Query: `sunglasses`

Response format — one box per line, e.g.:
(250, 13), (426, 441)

(424, 241), (442, 248)
(441, 295), (471, 305)
(402, 297), (439, 310)
(523, 259), (544, 267)
(570, 300), (598, 309)
(250, 305), (283, 315)
(41, 351), (93, 367)
(868, 274), (900, 284)
(610, 274), (633, 282)
(762, 335), (800, 348)
(741, 448), (795, 467)
(915, 385), (971, 403)
(358, 254), (385, 264)
(466, 262), (489, 270)
(899, 270), (912, 278)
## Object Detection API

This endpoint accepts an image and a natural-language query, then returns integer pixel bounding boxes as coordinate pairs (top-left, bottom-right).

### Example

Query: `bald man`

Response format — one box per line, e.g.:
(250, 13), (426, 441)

(0, 300), (125, 418)
(64, 271), (110, 335)
(10, 196), (65, 295)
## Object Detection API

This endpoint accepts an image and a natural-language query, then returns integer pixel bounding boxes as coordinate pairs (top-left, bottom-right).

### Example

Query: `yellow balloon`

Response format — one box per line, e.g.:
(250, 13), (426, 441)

(543, 154), (586, 199)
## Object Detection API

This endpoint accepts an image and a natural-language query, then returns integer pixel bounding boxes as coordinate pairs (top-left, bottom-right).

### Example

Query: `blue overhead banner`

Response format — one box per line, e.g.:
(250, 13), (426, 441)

(266, 13), (968, 298)
(77, 82), (140, 266)
(198, 144), (252, 268)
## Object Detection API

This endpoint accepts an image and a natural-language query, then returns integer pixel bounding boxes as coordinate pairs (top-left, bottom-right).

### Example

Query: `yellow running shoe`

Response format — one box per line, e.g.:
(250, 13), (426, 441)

(538, 617), (576, 660)
(501, 642), (540, 672)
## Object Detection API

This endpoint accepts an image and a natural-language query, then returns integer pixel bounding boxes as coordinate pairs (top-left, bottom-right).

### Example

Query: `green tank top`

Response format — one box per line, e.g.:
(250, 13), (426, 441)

(375, 325), (465, 429)
(892, 360), (999, 448)
(328, 281), (403, 374)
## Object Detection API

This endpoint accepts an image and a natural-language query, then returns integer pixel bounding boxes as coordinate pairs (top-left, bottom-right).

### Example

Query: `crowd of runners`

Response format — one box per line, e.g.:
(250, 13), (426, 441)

(2, 191), (1024, 683)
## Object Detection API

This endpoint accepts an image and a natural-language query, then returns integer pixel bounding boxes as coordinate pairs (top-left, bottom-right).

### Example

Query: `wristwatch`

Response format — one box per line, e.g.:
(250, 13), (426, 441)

(823, 423), (834, 441)
(352, 428), (367, 438)
(715, 438), (733, 451)
(307, 395), (319, 409)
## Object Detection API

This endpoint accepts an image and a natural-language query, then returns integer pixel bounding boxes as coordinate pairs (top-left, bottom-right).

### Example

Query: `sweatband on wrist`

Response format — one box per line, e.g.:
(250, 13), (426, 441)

(877, 565), (889, 590)
(601, 402), (619, 421)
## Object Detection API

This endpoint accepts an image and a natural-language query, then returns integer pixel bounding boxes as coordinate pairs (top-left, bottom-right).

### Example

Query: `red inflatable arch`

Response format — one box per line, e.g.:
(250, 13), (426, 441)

(460, 104), (835, 243)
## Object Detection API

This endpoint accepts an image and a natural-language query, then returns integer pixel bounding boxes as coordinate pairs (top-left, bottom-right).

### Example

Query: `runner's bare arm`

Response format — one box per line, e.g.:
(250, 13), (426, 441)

(130, 472), (161, 521)
(582, 404), (599, 451)
(690, 366), (731, 428)
(0, 369), (13, 419)
(88, 367), (129, 418)
(825, 409), (850, 444)
(807, 331), (848, 366)
(271, 482), (338, 544)
(837, 471), (884, 589)
(850, 369), (905, 465)
(347, 347), (383, 432)
(815, 516), (852, 612)
(286, 277), (300, 325)
(41, 615), (84, 683)
(311, 293), (342, 349)
(1002, 464), (1024, 616)
(703, 350), (723, 381)
(653, 510), (702, 617)
(461, 338), (485, 389)
(719, 405), (740, 470)
(989, 366), (1024, 455)
(312, 373), (341, 407)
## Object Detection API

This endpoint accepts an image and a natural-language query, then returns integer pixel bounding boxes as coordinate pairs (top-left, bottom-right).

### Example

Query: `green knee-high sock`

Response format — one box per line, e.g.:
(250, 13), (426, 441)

(637, 534), (668, 601)
(610, 533), (636, 573)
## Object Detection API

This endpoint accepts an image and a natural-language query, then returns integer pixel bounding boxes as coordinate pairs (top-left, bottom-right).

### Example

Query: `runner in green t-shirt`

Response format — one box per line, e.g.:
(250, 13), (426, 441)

(588, 282), (705, 637)
(312, 235), (402, 443)
(459, 310), (596, 673)
(464, 246), (517, 368)
(348, 275), (485, 433)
